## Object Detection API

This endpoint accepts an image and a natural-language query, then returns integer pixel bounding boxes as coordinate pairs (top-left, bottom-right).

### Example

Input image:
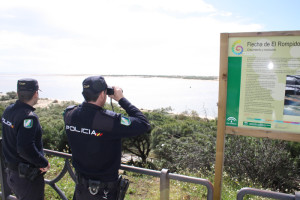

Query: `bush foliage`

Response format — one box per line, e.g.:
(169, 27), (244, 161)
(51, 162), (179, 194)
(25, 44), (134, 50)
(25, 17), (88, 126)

(0, 92), (299, 193)
(225, 135), (299, 192)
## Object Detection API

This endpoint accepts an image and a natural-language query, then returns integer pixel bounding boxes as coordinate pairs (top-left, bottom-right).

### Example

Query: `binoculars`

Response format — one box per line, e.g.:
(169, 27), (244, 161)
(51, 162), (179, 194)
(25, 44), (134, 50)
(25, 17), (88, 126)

(107, 86), (114, 95)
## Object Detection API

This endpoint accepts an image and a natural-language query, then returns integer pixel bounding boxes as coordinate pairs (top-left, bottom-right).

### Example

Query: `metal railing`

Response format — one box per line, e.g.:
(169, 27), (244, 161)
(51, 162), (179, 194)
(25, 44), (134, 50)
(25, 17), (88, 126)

(1, 147), (299, 200)
(237, 187), (300, 200)
(0, 148), (214, 200)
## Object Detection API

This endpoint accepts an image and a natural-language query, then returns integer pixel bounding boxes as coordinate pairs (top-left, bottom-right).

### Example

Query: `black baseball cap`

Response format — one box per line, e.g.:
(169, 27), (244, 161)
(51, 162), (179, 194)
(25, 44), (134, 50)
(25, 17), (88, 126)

(17, 78), (40, 92)
(82, 76), (108, 95)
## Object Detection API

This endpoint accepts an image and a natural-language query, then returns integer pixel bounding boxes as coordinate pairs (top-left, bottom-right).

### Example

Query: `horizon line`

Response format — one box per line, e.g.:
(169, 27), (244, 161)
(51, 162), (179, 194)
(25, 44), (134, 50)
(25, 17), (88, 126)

(0, 73), (219, 80)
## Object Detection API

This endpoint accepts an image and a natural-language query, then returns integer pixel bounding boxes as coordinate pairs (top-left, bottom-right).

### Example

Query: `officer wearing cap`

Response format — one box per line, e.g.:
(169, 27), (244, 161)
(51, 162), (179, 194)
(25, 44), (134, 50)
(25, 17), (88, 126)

(64, 76), (151, 200)
(1, 78), (50, 200)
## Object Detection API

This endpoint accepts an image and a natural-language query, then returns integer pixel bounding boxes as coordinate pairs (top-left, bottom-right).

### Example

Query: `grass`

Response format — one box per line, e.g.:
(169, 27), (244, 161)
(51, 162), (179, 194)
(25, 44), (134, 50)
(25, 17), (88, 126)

(43, 156), (274, 200)
(0, 155), (275, 200)
(44, 156), (75, 200)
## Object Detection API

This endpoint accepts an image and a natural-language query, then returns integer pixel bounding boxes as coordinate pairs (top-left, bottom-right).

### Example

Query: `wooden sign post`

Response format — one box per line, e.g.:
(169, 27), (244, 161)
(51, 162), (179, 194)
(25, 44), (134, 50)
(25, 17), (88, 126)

(213, 31), (300, 200)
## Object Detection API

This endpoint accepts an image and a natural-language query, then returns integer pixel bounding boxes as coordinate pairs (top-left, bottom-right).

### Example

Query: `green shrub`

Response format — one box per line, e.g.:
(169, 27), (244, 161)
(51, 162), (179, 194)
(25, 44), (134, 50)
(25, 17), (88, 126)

(152, 116), (217, 174)
(0, 91), (17, 101)
(36, 101), (77, 152)
(224, 135), (300, 193)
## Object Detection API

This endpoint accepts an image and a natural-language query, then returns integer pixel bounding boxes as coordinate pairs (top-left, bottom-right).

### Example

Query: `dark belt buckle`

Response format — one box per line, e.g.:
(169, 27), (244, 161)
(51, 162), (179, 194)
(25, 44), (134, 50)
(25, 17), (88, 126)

(88, 179), (101, 195)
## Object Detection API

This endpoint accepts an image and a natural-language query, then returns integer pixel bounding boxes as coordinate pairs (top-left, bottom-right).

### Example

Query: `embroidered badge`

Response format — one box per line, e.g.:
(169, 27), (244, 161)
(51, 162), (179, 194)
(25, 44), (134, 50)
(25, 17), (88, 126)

(120, 116), (131, 126)
(24, 119), (33, 128)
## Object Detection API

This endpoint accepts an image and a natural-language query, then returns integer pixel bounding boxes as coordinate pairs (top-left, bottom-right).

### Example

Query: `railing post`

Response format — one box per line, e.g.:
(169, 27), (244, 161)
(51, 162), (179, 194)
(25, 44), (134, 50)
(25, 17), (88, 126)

(160, 168), (170, 200)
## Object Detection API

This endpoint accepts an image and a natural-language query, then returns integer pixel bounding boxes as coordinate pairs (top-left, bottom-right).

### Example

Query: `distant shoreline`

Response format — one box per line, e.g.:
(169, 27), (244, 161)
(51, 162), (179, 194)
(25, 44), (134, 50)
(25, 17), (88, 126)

(0, 74), (218, 81)
(104, 75), (219, 80)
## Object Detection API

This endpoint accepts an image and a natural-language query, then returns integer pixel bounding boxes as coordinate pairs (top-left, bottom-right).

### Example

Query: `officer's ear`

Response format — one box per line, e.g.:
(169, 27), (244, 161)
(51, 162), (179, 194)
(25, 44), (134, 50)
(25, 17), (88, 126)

(33, 90), (39, 98)
(99, 90), (106, 98)
(97, 90), (107, 106)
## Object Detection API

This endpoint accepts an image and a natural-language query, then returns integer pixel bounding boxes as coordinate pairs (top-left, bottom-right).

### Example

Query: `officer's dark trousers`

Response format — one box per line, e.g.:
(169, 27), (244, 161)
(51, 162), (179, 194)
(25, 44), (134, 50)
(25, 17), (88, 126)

(6, 169), (45, 200)
(73, 182), (118, 200)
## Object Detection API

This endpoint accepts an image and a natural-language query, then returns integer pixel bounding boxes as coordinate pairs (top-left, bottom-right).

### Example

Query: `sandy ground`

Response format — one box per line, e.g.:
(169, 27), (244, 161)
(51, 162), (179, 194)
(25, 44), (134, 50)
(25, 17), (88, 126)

(35, 98), (64, 108)
(0, 95), (68, 109)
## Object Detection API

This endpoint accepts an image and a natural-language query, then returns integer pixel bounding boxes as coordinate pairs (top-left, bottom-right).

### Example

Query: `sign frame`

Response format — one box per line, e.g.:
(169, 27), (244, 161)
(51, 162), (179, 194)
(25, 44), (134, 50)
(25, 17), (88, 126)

(213, 30), (300, 200)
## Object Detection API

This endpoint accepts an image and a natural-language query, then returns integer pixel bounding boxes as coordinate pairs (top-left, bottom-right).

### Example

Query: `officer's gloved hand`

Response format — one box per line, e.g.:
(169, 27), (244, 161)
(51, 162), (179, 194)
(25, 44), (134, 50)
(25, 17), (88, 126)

(109, 86), (124, 102)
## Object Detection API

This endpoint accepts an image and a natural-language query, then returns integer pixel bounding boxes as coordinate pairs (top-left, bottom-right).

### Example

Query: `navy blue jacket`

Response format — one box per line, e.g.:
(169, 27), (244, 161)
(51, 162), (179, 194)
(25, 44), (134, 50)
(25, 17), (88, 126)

(64, 98), (151, 182)
(1, 100), (48, 168)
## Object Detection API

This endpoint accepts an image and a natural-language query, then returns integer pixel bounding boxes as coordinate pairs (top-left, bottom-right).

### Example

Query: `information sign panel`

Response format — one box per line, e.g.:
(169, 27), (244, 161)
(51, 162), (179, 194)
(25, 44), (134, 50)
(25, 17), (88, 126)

(226, 35), (300, 134)
(213, 31), (300, 200)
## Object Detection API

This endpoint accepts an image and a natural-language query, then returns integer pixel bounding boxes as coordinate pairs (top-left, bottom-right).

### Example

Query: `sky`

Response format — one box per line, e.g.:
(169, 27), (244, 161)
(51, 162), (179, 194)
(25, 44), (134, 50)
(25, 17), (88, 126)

(0, 0), (299, 76)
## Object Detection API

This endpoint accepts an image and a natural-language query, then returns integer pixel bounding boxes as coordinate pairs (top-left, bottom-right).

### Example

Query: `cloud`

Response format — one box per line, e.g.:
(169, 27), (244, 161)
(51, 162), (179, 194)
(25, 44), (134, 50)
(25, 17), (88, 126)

(0, 0), (263, 75)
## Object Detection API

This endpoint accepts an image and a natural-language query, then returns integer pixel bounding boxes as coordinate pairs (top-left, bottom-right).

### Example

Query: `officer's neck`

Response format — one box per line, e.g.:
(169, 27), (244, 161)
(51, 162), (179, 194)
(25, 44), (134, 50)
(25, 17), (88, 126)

(87, 101), (104, 107)
(87, 93), (106, 107)
(23, 93), (38, 107)
(23, 99), (37, 107)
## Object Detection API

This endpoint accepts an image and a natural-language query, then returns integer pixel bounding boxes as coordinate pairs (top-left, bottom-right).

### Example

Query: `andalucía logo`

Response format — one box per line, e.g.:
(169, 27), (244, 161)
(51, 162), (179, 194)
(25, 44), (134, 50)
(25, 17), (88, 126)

(232, 40), (243, 55)
(226, 116), (238, 126)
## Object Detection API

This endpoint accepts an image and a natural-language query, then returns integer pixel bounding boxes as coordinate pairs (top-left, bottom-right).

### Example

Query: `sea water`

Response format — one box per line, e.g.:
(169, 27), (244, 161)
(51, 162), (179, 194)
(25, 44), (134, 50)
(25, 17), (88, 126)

(0, 75), (219, 118)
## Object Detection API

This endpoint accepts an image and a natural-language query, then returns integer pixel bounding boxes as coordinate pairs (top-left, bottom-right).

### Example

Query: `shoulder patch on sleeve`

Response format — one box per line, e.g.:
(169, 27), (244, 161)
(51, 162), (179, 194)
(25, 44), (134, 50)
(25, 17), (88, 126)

(24, 119), (33, 128)
(120, 115), (131, 126)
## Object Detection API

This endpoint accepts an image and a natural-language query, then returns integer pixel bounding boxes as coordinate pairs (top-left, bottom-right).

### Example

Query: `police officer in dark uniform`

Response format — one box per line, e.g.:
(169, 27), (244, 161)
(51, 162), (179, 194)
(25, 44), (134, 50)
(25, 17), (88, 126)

(64, 76), (151, 200)
(1, 78), (50, 200)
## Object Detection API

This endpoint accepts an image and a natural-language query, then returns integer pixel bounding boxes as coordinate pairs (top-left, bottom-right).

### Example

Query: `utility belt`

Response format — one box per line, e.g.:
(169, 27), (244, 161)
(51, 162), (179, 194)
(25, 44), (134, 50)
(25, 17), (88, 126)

(6, 162), (43, 181)
(76, 173), (129, 200)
